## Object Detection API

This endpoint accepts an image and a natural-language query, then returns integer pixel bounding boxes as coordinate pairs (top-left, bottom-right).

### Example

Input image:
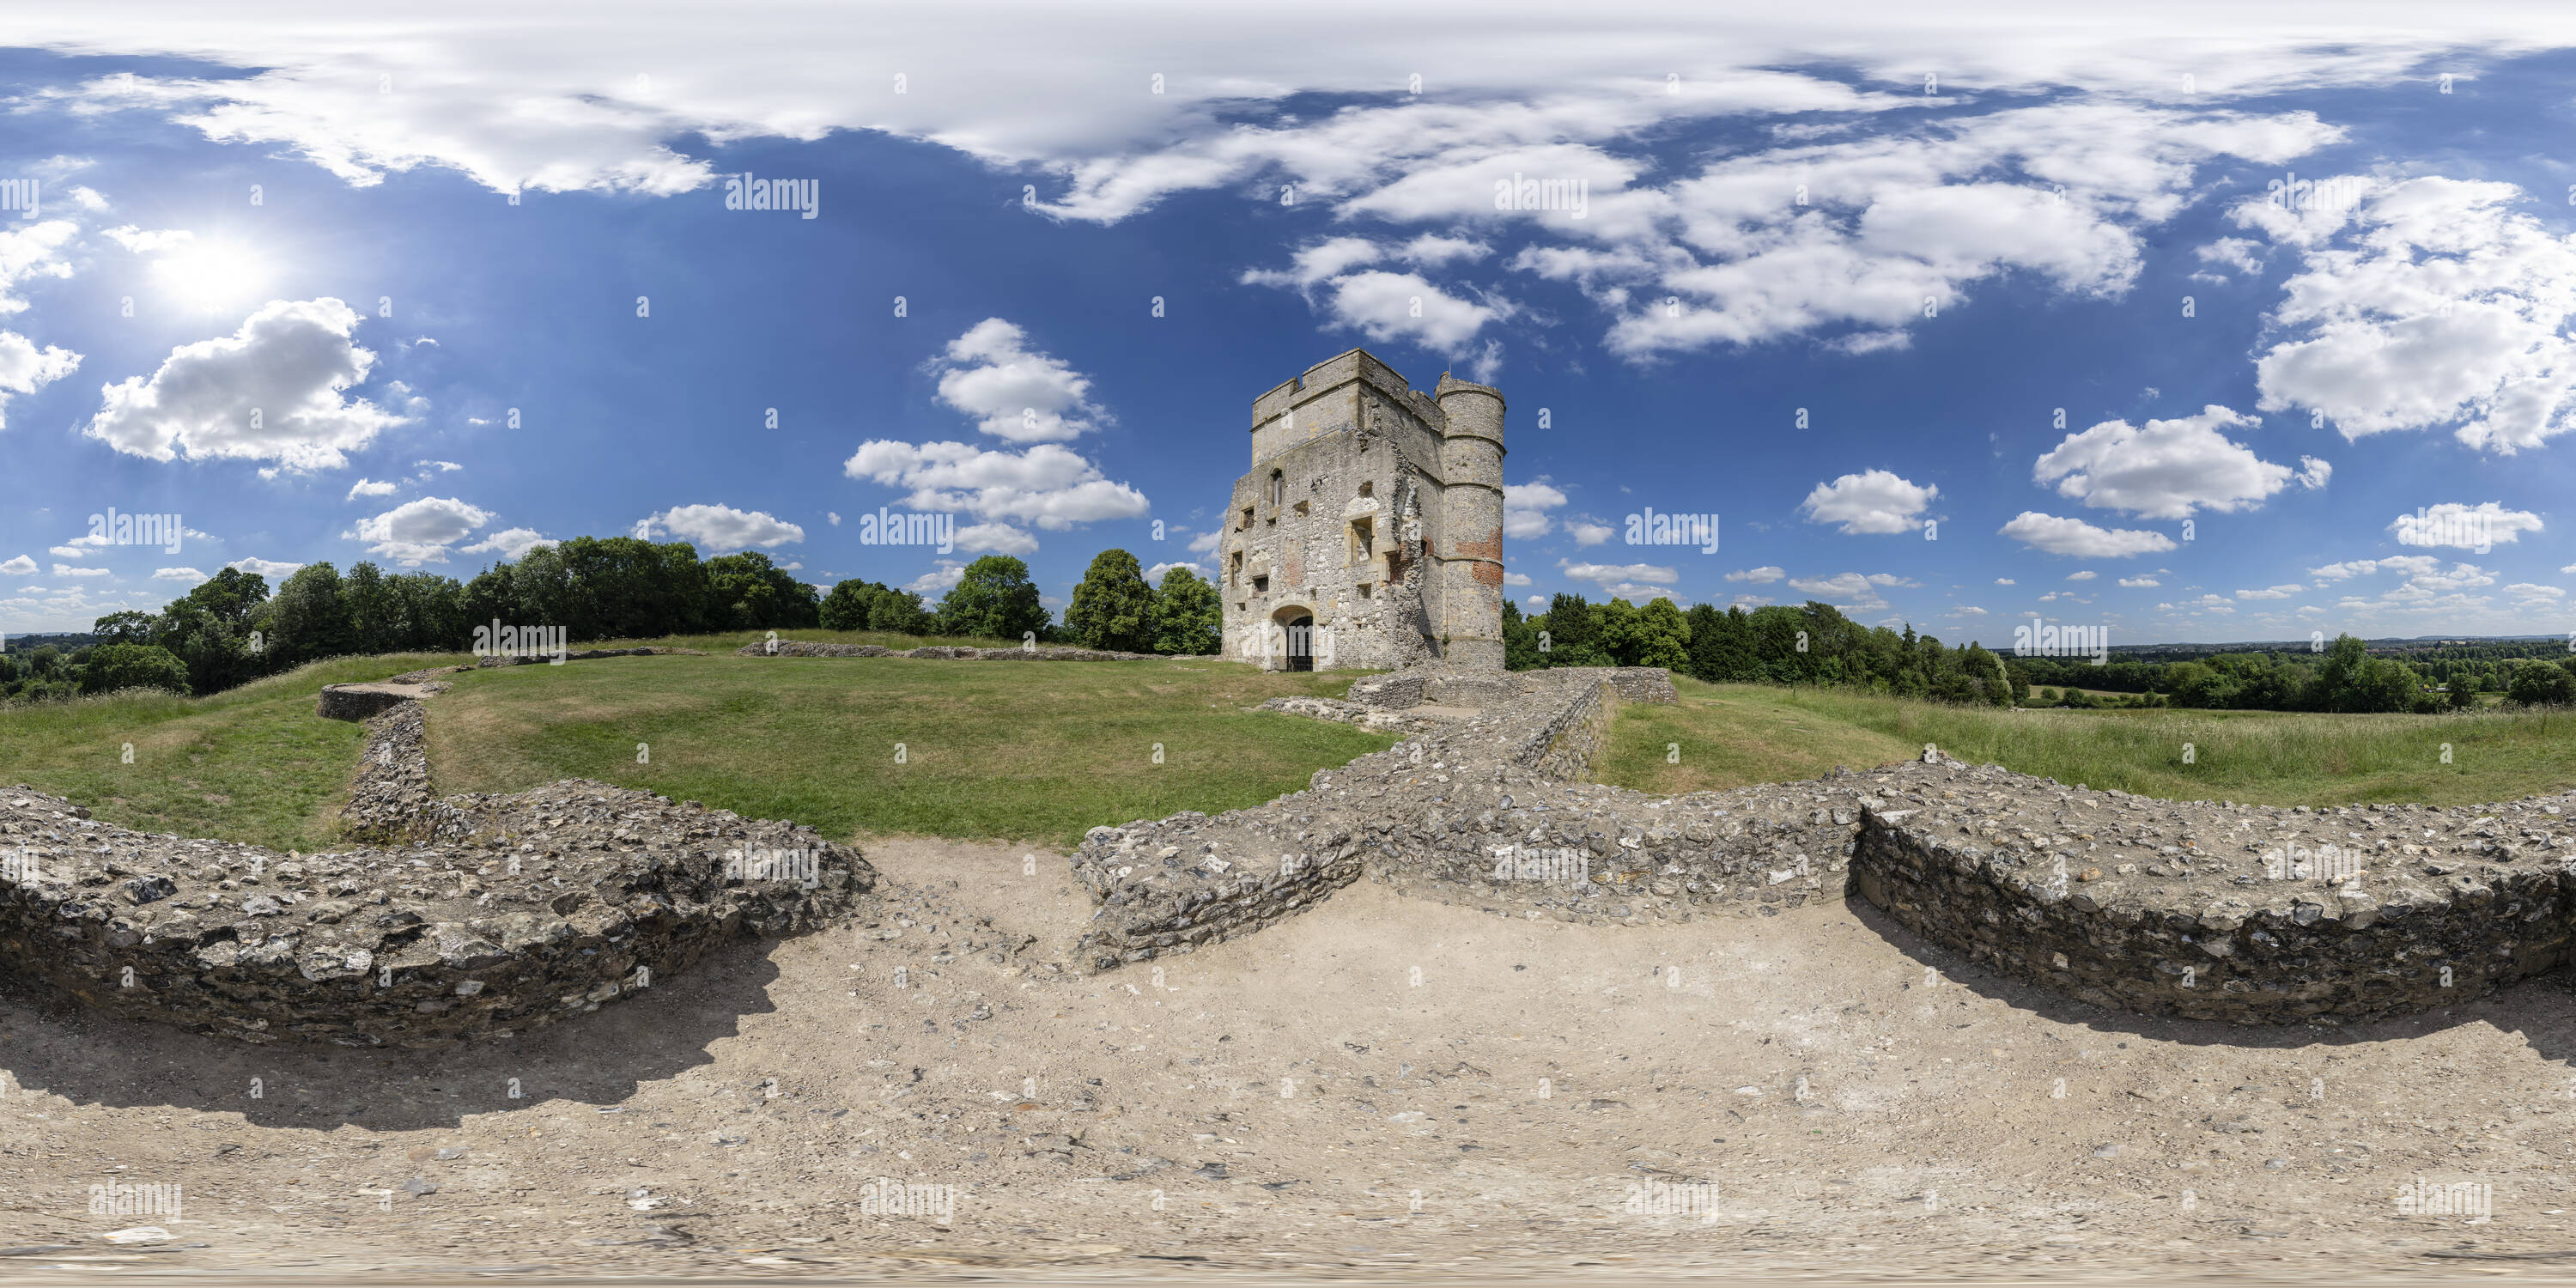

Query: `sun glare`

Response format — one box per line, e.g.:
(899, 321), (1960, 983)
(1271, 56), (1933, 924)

(153, 241), (270, 312)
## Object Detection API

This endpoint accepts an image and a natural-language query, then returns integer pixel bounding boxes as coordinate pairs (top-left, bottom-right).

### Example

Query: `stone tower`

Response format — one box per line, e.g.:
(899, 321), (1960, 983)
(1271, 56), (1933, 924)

(1217, 349), (1505, 672)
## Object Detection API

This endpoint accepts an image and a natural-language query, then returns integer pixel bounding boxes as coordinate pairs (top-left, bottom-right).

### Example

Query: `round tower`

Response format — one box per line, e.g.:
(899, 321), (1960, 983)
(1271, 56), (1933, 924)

(1431, 374), (1505, 671)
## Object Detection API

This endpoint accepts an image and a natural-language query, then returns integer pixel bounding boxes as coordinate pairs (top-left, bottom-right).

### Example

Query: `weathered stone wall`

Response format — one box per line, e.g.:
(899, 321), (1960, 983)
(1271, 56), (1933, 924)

(0, 665), (868, 1048)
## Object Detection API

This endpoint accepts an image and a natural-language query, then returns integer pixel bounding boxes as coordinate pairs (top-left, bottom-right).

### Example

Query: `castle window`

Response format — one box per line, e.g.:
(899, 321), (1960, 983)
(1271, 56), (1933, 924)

(1349, 516), (1375, 563)
(1240, 507), (1253, 531)
(1358, 582), (1373, 599)
(1358, 480), (1373, 498)
(1230, 550), (1242, 586)
(1269, 470), (1285, 508)
(1252, 574), (1269, 593)
(1293, 500), (1309, 516)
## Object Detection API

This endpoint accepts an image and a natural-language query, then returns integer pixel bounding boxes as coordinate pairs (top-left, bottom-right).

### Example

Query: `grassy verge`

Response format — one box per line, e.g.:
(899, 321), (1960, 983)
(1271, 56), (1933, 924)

(0, 653), (473, 849)
(425, 653), (1390, 848)
(1601, 677), (2576, 807)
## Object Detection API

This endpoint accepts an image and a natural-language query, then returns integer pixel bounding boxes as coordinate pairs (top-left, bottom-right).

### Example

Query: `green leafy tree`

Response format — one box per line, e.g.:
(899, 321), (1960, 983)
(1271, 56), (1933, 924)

(1616, 597), (1692, 670)
(1146, 566), (1222, 655)
(1503, 599), (1544, 671)
(91, 611), (157, 645)
(708, 551), (821, 630)
(80, 642), (191, 696)
(936, 556), (1049, 642)
(820, 578), (879, 631)
(1063, 550), (1155, 652)
(262, 563), (355, 666)
(2508, 658), (2576, 706)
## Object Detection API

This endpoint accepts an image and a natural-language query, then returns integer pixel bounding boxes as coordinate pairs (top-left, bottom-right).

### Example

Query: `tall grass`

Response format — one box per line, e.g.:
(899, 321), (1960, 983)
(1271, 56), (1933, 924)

(1602, 678), (2576, 807)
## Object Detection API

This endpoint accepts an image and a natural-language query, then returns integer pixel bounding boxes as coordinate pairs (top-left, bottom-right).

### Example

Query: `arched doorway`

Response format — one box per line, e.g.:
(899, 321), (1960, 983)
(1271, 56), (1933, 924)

(1270, 605), (1315, 672)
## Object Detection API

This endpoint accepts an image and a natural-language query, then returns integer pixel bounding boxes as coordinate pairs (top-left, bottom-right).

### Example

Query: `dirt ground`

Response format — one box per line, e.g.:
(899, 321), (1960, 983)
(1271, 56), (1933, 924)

(9, 833), (2576, 1284)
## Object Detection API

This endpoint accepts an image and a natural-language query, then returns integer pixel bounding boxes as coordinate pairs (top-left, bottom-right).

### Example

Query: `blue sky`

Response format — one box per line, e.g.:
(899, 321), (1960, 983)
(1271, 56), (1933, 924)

(2, 3), (2573, 647)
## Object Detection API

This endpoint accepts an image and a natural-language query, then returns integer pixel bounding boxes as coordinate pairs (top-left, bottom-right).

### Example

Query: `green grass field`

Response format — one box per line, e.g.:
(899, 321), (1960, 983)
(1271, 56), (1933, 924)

(422, 652), (1387, 847)
(1601, 677), (2576, 807)
(0, 653), (475, 850)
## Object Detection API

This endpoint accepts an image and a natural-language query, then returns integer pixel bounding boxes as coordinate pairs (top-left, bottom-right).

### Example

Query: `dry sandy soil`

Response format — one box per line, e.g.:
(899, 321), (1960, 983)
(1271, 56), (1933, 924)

(8, 833), (2576, 1284)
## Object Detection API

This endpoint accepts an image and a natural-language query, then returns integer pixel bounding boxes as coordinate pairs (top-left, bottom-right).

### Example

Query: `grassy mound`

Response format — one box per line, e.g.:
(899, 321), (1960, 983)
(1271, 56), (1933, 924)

(424, 652), (1388, 848)
(0, 653), (474, 850)
(1601, 677), (2576, 807)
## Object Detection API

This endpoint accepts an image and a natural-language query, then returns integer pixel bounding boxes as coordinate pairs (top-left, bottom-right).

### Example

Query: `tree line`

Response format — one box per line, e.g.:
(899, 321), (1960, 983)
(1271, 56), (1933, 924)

(3, 538), (1226, 702)
(1504, 593), (2576, 713)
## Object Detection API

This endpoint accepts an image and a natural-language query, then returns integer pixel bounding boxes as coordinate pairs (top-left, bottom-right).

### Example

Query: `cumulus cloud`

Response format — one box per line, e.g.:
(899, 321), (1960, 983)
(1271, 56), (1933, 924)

(1562, 561), (1679, 589)
(1798, 469), (1935, 534)
(1567, 519), (1613, 546)
(2244, 176), (2576, 454)
(458, 527), (552, 560)
(1186, 529), (1222, 555)
(85, 297), (408, 469)
(956, 522), (1038, 555)
(2117, 576), (2160, 587)
(52, 563), (109, 578)
(1786, 570), (1913, 611)
(2235, 584), (2301, 599)
(906, 560), (966, 597)
(1998, 511), (2178, 557)
(1145, 560), (1209, 581)
(1726, 566), (1785, 583)
(345, 477), (398, 501)
(226, 556), (303, 579)
(152, 567), (207, 583)
(1243, 236), (1512, 356)
(844, 440), (1149, 531)
(1502, 481), (1567, 539)
(931, 318), (1109, 444)
(3, 554), (43, 575)
(346, 495), (494, 565)
(2031, 405), (2294, 519)
(1502, 570), (1531, 586)
(640, 503), (804, 551)
(0, 330), (81, 430)
(2389, 501), (2543, 551)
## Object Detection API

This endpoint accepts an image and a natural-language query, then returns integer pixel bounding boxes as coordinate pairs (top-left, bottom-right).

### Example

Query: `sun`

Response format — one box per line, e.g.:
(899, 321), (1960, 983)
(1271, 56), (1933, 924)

(152, 240), (270, 312)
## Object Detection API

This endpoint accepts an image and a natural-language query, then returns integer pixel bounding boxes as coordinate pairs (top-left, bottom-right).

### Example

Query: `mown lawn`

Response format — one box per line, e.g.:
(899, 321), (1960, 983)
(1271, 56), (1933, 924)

(0, 653), (474, 850)
(425, 653), (1390, 847)
(1601, 677), (2576, 808)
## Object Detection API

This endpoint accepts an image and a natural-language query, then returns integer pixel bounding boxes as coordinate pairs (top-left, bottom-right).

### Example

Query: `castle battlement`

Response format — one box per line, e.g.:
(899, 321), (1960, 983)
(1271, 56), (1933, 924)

(1221, 349), (1504, 673)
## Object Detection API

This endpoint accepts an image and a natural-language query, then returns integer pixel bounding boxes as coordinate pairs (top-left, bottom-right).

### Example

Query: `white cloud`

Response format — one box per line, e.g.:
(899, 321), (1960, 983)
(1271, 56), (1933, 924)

(1997, 511), (2177, 557)
(0, 330), (82, 430)
(826, 511), (841, 526)
(104, 225), (194, 254)
(1503, 482), (1567, 539)
(1726, 566), (1785, 583)
(1502, 570), (1531, 586)
(2245, 175), (2576, 454)
(2117, 576), (2159, 587)
(931, 318), (1109, 444)
(85, 297), (408, 469)
(226, 556), (303, 579)
(2194, 236), (2264, 276)
(347, 495), (494, 565)
(641, 503), (804, 551)
(1145, 560), (1209, 581)
(47, 545), (88, 559)
(0, 555), (39, 575)
(2236, 584), (2301, 599)
(152, 567), (207, 583)
(2031, 405), (2293, 519)
(2294, 455), (2331, 489)
(1568, 520), (1613, 546)
(1994, 577), (2015, 586)
(416, 459), (461, 472)
(956, 522), (1038, 555)
(1798, 469), (1935, 535)
(907, 560), (966, 597)
(2066, 570), (2096, 581)
(52, 563), (110, 578)
(2506, 582), (2565, 605)
(1556, 559), (1680, 592)
(844, 440), (1149, 530)
(2389, 501), (2543, 551)
(1786, 571), (1913, 611)
(345, 477), (398, 501)
(1186, 529), (1222, 554)
(458, 527), (551, 560)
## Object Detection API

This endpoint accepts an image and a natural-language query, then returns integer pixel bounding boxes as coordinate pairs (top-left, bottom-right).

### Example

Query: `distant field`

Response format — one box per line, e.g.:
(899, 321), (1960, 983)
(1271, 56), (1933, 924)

(426, 652), (1388, 848)
(0, 653), (472, 850)
(1601, 677), (2576, 807)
